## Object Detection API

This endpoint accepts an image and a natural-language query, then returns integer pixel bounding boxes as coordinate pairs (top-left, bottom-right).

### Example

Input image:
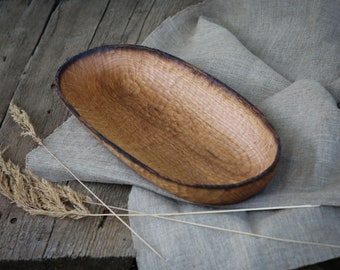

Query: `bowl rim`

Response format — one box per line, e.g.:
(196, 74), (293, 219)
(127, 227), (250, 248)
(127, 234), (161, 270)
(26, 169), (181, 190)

(55, 44), (281, 190)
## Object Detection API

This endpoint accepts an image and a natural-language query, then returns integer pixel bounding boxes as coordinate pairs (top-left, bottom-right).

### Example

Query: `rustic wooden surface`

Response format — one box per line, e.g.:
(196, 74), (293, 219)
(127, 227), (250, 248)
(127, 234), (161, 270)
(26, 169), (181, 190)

(0, 0), (338, 269)
(0, 0), (200, 268)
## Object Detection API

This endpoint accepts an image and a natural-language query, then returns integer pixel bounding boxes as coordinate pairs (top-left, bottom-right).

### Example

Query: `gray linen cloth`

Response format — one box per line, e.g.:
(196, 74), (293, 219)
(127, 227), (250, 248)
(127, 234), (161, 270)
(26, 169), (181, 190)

(27, 0), (340, 269)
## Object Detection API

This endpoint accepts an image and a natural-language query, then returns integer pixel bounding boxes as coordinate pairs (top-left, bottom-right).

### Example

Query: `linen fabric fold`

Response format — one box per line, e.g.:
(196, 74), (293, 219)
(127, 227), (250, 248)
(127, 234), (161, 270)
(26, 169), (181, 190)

(27, 0), (340, 269)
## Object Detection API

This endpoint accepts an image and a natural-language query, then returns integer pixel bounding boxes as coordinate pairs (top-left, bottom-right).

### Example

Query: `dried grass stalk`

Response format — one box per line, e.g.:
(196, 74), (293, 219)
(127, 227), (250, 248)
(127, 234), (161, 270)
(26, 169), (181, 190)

(9, 102), (42, 145)
(0, 150), (92, 219)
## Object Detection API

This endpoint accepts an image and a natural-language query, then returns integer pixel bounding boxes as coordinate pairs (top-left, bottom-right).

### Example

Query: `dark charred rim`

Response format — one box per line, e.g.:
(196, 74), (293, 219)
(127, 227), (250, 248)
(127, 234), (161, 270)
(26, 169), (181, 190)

(55, 44), (281, 190)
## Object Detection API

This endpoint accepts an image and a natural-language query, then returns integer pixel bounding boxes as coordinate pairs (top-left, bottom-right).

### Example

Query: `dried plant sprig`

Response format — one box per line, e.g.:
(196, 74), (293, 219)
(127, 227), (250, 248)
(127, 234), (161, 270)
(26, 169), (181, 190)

(0, 150), (92, 219)
(9, 102), (42, 145)
(8, 103), (167, 261)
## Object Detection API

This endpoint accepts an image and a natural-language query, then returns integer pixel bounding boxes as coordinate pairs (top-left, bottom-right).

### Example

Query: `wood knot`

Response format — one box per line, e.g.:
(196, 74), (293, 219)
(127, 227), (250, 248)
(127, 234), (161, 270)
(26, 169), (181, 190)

(10, 217), (17, 224)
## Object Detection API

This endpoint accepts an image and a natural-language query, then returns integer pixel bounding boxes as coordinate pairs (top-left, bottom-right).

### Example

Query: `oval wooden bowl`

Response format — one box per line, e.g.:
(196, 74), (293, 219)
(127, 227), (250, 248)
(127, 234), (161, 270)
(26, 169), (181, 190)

(56, 45), (280, 205)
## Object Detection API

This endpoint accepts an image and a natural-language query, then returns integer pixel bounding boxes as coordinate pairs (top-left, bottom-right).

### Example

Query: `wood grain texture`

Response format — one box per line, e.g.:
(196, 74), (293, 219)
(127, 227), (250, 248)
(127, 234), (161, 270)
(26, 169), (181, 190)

(0, 0), (203, 266)
(0, 0), (113, 261)
(136, 0), (202, 43)
(0, 0), (56, 125)
(56, 45), (280, 205)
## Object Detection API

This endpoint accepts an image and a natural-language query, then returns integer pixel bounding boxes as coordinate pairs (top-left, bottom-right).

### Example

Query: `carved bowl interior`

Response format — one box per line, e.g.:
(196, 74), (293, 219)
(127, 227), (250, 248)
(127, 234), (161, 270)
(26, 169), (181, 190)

(56, 45), (280, 205)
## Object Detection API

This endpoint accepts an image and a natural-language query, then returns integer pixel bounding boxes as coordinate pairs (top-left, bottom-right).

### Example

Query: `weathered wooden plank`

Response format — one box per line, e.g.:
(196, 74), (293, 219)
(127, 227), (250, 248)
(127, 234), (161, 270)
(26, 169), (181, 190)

(0, 0), (113, 261)
(0, 0), (57, 125)
(136, 0), (202, 43)
(119, 0), (157, 44)
(91, 0), (202, 47)
(90, 0), (140, 47)
(90, 0), (155, 46)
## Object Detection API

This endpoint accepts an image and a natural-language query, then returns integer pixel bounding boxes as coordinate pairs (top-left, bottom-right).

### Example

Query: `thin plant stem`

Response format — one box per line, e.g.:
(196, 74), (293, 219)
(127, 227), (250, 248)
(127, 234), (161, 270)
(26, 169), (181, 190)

(89, 202), (321, 217)
(154, 215), (340, 249)
(89, 203), (340, 250)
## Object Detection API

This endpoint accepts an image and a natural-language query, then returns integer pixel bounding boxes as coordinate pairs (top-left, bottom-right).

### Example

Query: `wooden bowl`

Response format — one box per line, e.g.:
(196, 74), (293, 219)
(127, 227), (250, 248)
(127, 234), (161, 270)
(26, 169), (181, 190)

(56, 45), (280, 205)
